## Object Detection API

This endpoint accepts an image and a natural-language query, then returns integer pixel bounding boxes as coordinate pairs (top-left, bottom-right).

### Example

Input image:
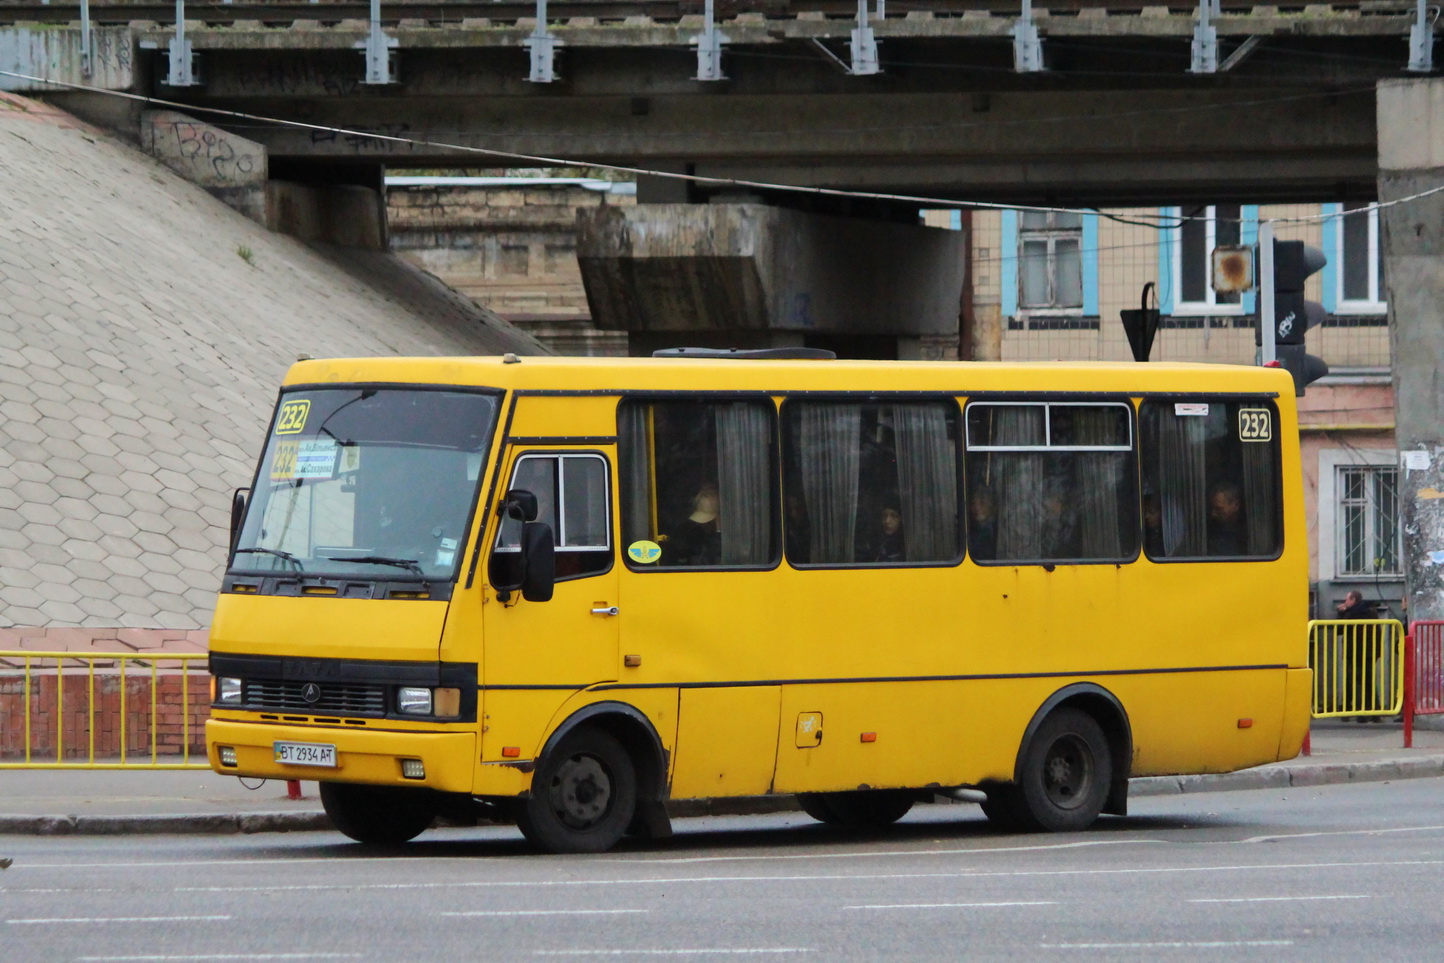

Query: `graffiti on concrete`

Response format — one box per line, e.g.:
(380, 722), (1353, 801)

(171, 122), (260, 182)
(231, 56), (362, 98)
(310, 123), (419, 153)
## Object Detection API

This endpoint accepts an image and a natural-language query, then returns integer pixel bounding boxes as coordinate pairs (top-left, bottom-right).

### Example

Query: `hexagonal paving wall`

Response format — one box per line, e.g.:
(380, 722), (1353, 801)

(0, 94), (548, 647)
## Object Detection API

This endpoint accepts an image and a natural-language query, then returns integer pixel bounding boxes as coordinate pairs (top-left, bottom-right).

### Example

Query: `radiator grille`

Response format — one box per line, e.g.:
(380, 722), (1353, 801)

(243, 680), (387, 716)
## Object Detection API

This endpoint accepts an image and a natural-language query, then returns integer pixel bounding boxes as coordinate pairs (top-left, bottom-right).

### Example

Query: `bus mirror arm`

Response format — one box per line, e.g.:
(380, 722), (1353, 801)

(229, 488), (250, 550)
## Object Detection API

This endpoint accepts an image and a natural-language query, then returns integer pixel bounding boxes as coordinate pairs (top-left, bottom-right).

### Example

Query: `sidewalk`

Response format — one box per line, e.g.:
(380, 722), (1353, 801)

(1, 717), (1441, 836)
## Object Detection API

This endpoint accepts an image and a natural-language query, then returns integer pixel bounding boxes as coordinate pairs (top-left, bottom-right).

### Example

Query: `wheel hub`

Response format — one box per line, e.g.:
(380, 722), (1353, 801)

(1043, 735), (1092, 810)
(549, 754), (612, 829)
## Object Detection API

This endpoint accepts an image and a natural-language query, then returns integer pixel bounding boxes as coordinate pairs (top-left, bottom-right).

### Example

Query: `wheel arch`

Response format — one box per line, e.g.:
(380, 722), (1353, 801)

(539, 701), (668, 806)
(1015, 683), (1133, 816)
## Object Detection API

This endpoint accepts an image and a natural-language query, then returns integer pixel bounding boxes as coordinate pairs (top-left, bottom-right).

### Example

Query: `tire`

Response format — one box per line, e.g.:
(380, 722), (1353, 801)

(1014, 708), (1112, 832)
(795, 790), (913, 829)
(516, 728), (637, 854)
(319, 782), (437, 844)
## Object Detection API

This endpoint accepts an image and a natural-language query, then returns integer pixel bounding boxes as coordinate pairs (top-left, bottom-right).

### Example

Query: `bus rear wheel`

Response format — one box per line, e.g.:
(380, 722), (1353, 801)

(517, 728), (637, 854)
(795, 790), (914, 828)
(320, 782), (437, 844)
(1015, 708), (1112, 832)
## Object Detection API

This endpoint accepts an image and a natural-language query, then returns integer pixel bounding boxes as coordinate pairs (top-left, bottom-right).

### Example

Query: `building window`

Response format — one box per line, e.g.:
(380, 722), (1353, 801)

(1019, 211), (1083, 311)
(1332, 202), (1387, 315)
(1337, 465), (1400, 576)
(1169, 204), (1245, 315)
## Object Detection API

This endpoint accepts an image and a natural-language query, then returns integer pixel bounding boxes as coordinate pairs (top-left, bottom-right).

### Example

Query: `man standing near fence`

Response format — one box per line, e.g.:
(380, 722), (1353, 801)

(1337, 591), (1378, 720)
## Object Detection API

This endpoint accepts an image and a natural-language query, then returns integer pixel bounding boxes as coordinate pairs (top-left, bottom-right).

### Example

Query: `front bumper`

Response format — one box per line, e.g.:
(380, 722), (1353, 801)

(206, 719), (476, 792)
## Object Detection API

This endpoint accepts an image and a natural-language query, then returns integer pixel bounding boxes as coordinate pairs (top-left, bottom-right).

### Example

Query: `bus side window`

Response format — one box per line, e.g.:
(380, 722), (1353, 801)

(1139, 400), (1281, 560)
(964, 401), (1136, 564)
(618, 399), (776, 569)
(495, 453), (612, 581)
(781, 399), (961, 566)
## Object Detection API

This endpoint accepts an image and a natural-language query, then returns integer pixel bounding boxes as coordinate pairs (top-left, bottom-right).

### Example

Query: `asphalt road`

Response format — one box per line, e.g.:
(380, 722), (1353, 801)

(4, 779), (1444, 962)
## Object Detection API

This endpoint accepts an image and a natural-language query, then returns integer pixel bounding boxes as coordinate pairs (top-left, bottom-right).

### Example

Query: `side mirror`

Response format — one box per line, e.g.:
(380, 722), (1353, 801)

(229, 488), (250, 549)
(504, 489), (539, 522)
(520, 521), (555, 602)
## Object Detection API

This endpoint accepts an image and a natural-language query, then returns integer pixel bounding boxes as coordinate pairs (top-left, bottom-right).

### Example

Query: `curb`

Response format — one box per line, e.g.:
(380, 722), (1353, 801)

(2, 756), (1442, 836)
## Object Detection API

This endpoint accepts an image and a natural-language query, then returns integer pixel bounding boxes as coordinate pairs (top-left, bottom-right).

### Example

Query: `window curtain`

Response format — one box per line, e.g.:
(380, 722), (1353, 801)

(799, 404), (861, 564)
(618, 403), (653, 545)
(1239, 428), (1277, 556)
(990, 407), (1045, 560)
(715, 402), (771, 565)
(1073, 409), (1125, 559)
(1153, 410), (1207, 556)
(890, 404), (957, 561)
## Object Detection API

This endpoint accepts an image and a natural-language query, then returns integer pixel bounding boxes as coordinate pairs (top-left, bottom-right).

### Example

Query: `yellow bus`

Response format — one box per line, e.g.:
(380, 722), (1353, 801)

(206, 351), (1311, 852)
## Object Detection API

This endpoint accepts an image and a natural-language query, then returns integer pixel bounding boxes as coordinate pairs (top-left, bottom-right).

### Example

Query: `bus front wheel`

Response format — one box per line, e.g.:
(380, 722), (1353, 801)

(796, 790), (914, 828)
(320, 782), (437, 844)
(1015, 708), (1112, 832)
(517, 728), (637, 854)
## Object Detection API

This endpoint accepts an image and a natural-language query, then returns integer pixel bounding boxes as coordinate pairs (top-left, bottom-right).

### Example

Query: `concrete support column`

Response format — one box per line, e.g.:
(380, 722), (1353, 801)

(1377, 78), (1444, 623)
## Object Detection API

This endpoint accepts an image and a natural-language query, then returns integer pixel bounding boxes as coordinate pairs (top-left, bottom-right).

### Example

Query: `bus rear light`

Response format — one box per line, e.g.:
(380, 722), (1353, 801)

(218, 746), (238, 767)
(401, 759), (425, 779)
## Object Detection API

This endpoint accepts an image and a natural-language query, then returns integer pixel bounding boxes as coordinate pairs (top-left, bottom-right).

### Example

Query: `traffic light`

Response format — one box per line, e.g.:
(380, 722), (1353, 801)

(1255, 239), (1329, 395)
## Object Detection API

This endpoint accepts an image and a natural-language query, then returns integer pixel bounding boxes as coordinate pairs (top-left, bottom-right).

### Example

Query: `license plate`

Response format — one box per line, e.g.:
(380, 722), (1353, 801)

(274, 741), (337, 767)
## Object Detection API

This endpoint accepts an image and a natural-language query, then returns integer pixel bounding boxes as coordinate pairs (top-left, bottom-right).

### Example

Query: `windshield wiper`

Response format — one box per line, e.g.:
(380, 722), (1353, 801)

(233, 547), (304, 571)
(319, 554), (427, 580)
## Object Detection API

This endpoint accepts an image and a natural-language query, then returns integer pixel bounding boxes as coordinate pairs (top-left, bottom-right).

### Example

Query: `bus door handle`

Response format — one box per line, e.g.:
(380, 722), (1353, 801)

(591, 606), (620, 617)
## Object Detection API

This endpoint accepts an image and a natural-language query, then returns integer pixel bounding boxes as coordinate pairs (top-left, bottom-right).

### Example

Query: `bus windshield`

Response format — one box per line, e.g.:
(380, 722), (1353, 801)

(233, 387), (500, 582)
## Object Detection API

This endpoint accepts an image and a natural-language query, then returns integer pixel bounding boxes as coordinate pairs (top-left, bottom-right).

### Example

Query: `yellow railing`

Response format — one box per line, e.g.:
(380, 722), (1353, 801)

(1307, 620), (1405, 719)
(0, 650), (211, 770)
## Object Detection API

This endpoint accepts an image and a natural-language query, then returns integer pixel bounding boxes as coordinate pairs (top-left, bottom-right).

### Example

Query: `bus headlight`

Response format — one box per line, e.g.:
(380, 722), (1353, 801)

(217, 677), (242, 704)
(398, 687), (432, 715)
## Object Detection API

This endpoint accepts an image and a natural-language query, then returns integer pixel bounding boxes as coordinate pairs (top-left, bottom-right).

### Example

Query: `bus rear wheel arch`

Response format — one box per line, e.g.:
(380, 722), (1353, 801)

(516, 726), (638, 854)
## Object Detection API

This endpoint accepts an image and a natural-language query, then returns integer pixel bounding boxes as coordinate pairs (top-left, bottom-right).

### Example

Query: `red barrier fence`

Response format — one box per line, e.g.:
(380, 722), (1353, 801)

(1405, 621), (1444, 749)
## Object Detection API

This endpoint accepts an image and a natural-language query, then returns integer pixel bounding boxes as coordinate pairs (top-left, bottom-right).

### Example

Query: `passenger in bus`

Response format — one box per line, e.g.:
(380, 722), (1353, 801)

(858, 502), (905, 563)
(665, 483), (721, 566)
(1142, 492), (1165, 557)
(1206, 481), (1245, 555)
(1041, 486), (1081, 559)
(966, 485), (998, 560)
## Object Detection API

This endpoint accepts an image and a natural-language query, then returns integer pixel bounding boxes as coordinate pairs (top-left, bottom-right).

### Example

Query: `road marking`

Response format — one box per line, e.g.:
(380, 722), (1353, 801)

(441, 909), (647, 917)
(6, 915), (231, 925)
(1188, 895), (1370, 903)
(533, 952), (812, 957)
(77, 956), (360, 962)
(1240, 824), (1444, 844)
(1041, 941), (1294, 949)
(619, 840), (1147, 865)
(846, 901), (1058, 910)
(175, 857), (1444, 893)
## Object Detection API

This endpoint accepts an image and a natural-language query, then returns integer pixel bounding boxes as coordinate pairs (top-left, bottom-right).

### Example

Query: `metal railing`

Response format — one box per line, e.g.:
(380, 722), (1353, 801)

(0, 650), (211, 770)
(1404, 620), (1444, 748)
(1307, 619), (1405, 719)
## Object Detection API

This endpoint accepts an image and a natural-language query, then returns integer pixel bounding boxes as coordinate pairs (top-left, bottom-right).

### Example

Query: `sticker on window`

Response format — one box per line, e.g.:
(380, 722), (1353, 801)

(435, 538), (459, 568)
(1175, 403), (1210, 417)
(1238, 408), (1272, 442)
(275, 399), (310, 435)
(293, 440), (339, 478)
(627, 540), (662, 565)
(270, 440), (298, 480)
